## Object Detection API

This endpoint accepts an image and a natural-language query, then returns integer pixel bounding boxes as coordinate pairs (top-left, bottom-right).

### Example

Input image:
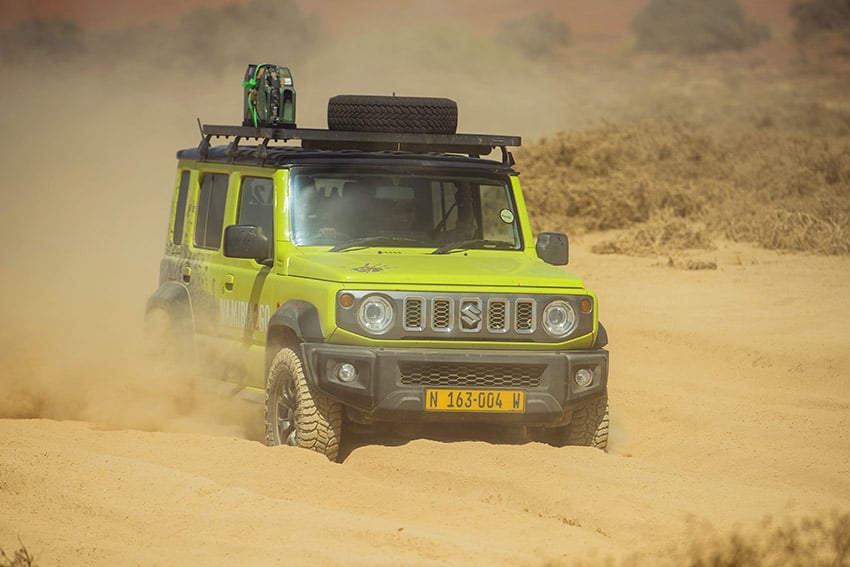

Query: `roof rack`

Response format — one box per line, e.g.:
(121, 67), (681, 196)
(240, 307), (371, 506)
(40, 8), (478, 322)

(197, 123), (521, 166)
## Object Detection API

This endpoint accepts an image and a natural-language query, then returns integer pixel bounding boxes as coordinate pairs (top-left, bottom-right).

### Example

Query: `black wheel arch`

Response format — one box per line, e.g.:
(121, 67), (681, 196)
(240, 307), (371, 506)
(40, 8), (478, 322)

(145, 282), (197, 359)
(265, 300), (325, 370)
(594, 322), (609, 349)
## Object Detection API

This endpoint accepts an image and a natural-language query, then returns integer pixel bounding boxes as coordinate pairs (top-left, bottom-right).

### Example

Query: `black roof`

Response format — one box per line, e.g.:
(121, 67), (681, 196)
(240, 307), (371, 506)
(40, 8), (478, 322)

(178, 124), (521, 171)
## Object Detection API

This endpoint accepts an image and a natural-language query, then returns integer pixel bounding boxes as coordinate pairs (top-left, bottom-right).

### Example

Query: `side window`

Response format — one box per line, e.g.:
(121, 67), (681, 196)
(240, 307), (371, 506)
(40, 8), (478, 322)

(237, 177), (275, 244)
(171, 170), (191, 245)
(194, 172), (229, 249)
(479, 184), (518, 242)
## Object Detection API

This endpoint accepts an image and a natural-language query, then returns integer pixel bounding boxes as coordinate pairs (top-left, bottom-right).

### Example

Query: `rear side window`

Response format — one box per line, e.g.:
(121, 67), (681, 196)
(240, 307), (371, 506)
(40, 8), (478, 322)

(171, 171), (190, 245)
(194, 173), (229, 249)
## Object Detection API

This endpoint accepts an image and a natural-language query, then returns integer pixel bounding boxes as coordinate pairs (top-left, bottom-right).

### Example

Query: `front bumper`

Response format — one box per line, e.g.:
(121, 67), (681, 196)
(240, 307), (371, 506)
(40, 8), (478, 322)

(301, 343), (608, 425)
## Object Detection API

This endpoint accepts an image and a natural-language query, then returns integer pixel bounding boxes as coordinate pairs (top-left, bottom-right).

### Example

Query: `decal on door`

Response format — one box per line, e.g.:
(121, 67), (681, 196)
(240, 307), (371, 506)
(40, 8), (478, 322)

(219, 298), (271, 331)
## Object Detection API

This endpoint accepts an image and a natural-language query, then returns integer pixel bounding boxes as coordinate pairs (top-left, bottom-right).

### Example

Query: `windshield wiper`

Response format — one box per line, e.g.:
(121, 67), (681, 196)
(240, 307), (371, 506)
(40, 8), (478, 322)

(330, 236), (424, 252)
(432, 239), (516, 255)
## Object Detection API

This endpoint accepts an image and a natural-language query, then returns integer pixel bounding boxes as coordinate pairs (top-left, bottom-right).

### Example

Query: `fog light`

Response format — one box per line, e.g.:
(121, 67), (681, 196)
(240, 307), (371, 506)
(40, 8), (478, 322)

(335, 362), (358, 383)
(574, 368), (593, 388)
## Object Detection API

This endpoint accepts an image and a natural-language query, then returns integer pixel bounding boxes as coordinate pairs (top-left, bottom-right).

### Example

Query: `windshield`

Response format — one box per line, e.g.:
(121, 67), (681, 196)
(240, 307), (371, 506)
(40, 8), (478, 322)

(289, 170), (522, 250)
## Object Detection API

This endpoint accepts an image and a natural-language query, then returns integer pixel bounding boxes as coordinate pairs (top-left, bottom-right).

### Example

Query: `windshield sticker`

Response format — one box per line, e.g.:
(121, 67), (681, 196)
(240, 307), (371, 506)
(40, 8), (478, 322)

(351, 263), (392, 273)
(499, 209), (515, 224)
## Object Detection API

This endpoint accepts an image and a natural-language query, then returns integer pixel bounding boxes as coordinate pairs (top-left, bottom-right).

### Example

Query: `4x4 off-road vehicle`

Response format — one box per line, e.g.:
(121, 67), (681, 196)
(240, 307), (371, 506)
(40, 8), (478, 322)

(148, 69), (609, 461)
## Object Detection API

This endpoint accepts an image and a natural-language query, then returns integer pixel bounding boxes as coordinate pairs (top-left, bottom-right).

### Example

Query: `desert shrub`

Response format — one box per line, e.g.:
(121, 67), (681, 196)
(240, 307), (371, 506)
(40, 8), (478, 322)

(520, 111), (850, 256)
(0, 0), (320, 71)
(498, 11), (571, 59)
(591, 212), (715, 257)
(632, 0), (770, 54)
(519, 120), (725, 236)
(0, 18), (86, 64)
(0, 539), (35, 567)
(724, 209), (850, 255)
(791, 0), (850, 40)
(673, 511), (850, 567)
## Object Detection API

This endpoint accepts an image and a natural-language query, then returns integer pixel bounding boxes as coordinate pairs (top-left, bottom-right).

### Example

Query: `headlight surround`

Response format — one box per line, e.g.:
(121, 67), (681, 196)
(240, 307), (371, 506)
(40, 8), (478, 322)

(357, 294), (394, 334)
(542, 299), (578, 337)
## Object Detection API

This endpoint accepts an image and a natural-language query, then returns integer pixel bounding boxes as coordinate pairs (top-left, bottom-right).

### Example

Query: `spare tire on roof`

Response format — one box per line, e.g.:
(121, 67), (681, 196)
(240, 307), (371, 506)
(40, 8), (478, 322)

(327, 95), (458, 135)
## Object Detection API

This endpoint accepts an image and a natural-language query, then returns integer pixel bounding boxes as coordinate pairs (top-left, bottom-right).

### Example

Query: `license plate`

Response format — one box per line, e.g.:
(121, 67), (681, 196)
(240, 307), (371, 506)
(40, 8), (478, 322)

(425, 389), (526, 412)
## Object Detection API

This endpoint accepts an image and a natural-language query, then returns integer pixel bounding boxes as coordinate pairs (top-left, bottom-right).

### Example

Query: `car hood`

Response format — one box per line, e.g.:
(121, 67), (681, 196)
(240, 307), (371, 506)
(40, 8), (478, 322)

(286, 249), (585, 289)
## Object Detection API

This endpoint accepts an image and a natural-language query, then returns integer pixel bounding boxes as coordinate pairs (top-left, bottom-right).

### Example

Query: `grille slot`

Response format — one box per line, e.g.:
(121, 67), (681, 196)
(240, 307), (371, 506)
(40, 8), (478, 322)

(404, 297), (424, 331)
(432, 298), (453, 332)
(515, 299), (535, 333)
(487, 299), (508, 332)
(399, 362), (545, 388)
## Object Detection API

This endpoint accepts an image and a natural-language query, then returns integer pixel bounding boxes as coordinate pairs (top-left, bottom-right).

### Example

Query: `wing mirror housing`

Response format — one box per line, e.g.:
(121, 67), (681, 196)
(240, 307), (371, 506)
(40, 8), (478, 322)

(223, 225), (271, 263)
(535, 232), (569, 265)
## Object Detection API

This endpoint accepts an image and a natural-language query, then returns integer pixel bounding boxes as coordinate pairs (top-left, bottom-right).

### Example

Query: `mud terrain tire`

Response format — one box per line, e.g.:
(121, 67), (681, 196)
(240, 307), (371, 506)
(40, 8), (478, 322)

(327, 95), (458, 134)
(539, 395), (609, 451)
(265, 347), (342, 461)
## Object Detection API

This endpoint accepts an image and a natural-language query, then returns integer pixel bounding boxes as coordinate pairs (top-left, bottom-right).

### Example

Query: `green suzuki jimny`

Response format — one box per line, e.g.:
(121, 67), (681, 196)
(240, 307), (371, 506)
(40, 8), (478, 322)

(147, 66), (609, 461)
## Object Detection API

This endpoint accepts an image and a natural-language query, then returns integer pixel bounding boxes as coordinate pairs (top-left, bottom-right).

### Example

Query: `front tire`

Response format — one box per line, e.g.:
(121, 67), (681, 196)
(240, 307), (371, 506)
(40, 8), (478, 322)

(265, 347), (342, 461)
(538, 395), (609, 451)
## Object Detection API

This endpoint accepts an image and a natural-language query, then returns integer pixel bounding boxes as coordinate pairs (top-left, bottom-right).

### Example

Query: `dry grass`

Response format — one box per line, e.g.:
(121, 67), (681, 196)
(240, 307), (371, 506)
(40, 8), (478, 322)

(520, 85), (850, 257)
(666, 510), (850, 567)
(563, 510), (850, 566)
(0, 540), (35, 567)
(591, 212), (715, 257)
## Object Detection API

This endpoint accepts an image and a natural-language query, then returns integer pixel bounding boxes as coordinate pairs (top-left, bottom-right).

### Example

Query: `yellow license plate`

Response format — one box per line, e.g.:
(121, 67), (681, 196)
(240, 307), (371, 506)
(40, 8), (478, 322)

(425, 389), (526, 412)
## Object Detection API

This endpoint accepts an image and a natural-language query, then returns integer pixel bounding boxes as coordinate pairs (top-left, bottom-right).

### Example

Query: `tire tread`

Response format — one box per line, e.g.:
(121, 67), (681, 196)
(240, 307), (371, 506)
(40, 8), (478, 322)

(328, 95), (458, 134)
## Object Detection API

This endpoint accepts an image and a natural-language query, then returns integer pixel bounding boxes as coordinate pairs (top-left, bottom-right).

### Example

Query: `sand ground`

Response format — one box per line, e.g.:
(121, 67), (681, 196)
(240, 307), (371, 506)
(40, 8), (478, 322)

(2, 238), (848, 565)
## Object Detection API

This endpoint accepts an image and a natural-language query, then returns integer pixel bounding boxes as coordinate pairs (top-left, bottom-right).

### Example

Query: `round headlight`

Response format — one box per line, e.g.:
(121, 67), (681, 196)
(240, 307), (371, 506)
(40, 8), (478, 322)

(542, 299), (577, 337)
(357, 295), (394, 334)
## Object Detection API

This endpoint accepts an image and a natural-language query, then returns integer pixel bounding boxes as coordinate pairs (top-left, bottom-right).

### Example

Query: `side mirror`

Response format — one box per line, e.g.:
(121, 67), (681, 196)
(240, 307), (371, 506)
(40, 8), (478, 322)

(536, 232), (569, 265)
(223, 225), (270, 263)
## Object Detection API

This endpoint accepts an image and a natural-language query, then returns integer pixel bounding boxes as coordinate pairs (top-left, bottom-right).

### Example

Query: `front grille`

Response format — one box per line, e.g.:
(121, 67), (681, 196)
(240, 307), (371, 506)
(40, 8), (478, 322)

(336, 290), (591, 342)
(399, 362), (545, 388)
(408, 295), (541, 338)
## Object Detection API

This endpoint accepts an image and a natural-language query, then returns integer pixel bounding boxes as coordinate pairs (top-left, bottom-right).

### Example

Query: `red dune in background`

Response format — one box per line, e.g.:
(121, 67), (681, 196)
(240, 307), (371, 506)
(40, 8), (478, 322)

(0, 0), (796, 39)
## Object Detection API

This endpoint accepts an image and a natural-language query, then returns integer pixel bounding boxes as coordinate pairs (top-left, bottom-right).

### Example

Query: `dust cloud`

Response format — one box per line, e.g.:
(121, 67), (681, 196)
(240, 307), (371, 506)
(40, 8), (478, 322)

(0, 1), (616, 435)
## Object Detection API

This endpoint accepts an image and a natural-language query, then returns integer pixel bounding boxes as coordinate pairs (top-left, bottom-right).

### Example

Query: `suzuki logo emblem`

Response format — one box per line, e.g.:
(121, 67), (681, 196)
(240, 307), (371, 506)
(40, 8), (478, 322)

(460, 300), (482, 331)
